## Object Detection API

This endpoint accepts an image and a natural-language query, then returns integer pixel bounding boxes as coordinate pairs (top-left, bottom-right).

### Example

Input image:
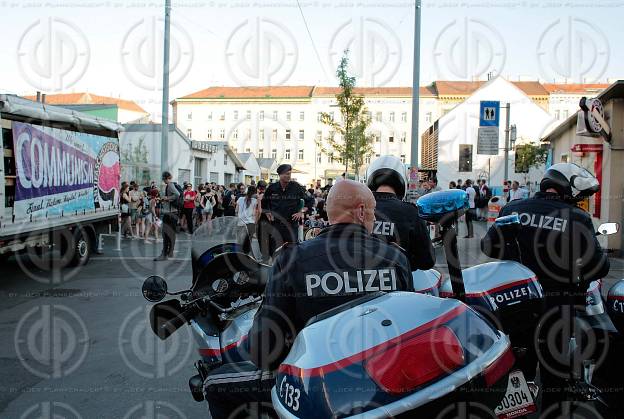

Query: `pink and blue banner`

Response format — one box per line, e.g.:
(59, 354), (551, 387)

(12, 121), (120, 220)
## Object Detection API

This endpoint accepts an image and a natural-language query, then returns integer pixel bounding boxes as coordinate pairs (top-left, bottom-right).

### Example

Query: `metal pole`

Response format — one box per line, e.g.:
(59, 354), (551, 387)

(160, 0), (171, 175)
(503, 103), (510, 182)
(410, 0), (422, 168)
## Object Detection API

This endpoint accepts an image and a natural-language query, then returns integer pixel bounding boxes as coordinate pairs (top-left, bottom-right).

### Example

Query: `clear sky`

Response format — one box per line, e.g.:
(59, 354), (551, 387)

(1, 0), (622, 118)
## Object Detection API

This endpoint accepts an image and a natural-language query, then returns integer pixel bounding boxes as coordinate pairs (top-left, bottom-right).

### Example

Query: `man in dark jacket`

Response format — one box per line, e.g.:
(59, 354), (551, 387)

(366, 155), (435, 271)
(481, 163), (609, 412)
(204, 180), (413, 418)
(262, 164), (314, 257)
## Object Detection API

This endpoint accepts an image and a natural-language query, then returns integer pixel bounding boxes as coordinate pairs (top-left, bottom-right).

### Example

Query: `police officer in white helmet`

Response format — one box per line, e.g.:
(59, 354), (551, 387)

(482, 163), (610, 412)
(366, 155), (435, 271)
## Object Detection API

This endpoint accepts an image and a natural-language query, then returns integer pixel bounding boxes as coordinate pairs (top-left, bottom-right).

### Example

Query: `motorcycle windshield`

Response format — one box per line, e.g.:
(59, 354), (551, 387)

(191, 216), (247, 274)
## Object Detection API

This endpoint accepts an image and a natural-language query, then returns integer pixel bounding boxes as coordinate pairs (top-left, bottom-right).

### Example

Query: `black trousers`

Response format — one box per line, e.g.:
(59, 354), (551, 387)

(268, 221), (297, 257)
(465, 208), (475, 237)
(239, 223), (256, 254)
(161, 213), (178, 257)
(183, 207), (194, 234)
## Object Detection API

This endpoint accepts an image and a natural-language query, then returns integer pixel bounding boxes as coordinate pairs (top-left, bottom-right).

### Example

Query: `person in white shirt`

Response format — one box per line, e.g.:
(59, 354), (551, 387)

(464, 179), (476, 238)
(236, 185), (259, 255)
(508, 181), (524, 202)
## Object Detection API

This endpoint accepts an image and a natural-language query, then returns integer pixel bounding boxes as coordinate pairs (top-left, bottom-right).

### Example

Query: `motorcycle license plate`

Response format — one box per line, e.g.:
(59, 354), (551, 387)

(494, 370), (537, 419)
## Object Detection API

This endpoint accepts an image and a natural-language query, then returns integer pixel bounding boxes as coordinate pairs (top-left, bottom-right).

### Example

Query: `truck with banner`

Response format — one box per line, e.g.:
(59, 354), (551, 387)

(0, 95), (121, 266)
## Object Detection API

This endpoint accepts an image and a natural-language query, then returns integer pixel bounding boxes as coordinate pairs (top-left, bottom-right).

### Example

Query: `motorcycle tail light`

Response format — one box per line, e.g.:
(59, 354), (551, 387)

(364, 326), (465, 394)
(483, 346), (514, 387)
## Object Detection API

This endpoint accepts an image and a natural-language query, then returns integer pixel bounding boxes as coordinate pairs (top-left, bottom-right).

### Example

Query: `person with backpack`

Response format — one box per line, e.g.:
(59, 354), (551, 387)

(154, 171), (181, 261)
(223, 183), (237, 216)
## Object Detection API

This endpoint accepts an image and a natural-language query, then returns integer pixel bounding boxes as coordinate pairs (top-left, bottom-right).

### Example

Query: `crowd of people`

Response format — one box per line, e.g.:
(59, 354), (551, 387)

(119, 166), (334, 261)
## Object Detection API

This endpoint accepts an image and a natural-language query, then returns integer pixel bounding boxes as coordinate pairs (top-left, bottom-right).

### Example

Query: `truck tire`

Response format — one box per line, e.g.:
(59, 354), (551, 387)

(69, 228), (91, 267)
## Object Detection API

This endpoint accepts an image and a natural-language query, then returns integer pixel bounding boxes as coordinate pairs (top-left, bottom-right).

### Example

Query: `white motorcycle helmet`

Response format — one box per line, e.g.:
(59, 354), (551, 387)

(539, 163), (599, 202)
(366, 155), (407, 199)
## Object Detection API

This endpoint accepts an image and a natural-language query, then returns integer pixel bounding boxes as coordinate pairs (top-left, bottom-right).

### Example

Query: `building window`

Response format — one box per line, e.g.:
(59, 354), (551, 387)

(400, 154), (406, 163)
(207, 129), (212, 140)
(401, 132), (406, 142)
(367, 111), (372, 122)
(233, 110), (238, 120)
(298, 149), (304, 160)
(365, 155), (371, 164)
(299, 111), (305, 121)
(271, 149), (277, 159)
(286, 129), (291, 140)
(259, 111), (264, 120)
(272, 129), (277, 141)
(316, 130), (322, 141)
(459, 144), (473, 172)
(259, 130), (265, 140)
(317, 112), (322, 122)
(187, 129), (192, 138)
(219, 112), (225, 121)
(329, 154), (334, 163)
(389, 132), (394, 142)
(375, 133), (380, 143)
(562, 110), (569, 119)
(317, 153), (322, 163)
(286, 111), (291, 121)
(401, 112), (407, 122)
(259, 148), (264, 158)
(328, 112), (334, 121)
(246, 129), (251, 139)
(233, 129), (238, 139)
(285, 149), (291, 160)
(207, 112), (212, 121)
(245, 148), (251, 153)
(425, 112), (432, 124)
(299, 130), (304, 140)
(224, 153), (228, 165)
(389, 112), (395, 122)
(187, 112), (192, 121)
(376, 112), (382, 122)
(219, 129), (225, 139)
(273, 110), (278, 121)
(555, 110), (560, 120)
(246, 110), (251, 120)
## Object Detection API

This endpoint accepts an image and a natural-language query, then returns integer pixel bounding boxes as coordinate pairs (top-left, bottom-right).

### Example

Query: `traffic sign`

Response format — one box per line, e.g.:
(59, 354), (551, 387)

(480, 101), (500, 127)
(477, 126), (499, 155)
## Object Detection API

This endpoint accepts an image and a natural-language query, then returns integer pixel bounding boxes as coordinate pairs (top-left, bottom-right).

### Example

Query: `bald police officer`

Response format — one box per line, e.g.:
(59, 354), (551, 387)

(204, 180), (413, 418)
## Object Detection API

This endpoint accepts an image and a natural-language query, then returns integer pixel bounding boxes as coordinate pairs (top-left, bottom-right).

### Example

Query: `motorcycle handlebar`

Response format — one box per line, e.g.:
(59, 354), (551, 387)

(160, 302), (202, 337)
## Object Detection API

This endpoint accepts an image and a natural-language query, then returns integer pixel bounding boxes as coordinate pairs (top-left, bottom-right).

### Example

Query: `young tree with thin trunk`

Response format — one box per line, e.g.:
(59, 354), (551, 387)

(316, 50), (374, 179)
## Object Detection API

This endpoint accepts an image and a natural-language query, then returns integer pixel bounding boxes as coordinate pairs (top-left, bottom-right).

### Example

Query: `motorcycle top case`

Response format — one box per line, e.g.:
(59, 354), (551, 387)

(411, 269), (443, 296)
(463, 261), (544, 335)
(272, 292), (513, 419)
(607, 279), (624, 333)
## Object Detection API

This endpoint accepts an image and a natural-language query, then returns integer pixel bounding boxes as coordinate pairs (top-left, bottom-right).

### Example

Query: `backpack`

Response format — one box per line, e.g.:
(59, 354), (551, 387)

(170, 182), (184, 209)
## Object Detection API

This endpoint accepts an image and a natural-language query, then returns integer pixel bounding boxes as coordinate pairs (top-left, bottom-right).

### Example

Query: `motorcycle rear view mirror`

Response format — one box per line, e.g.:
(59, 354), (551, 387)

(142, 275), (168, 302)
(597, 222), (619, 236)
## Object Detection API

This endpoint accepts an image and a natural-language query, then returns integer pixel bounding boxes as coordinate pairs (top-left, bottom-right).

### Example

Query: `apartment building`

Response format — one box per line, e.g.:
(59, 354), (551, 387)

(171, 80), (609, 185)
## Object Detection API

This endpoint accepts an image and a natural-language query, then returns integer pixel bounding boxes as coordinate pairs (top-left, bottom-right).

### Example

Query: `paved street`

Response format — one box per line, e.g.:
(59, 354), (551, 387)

(1, 222), (623, 418)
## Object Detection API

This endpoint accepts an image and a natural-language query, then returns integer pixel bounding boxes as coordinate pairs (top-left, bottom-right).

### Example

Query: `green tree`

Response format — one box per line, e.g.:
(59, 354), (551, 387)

(514, 142), (549, 173)
(316, 50), (374, 178)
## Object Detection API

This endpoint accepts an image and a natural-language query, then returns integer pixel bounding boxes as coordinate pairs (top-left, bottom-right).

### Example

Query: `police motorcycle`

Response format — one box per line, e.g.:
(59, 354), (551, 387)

(142, 214), (513, 418)
(271, 191), (514, 418)
(141, 216), (270, 403)
(568, 221), (624, 416)
(415, 190), (545, 418)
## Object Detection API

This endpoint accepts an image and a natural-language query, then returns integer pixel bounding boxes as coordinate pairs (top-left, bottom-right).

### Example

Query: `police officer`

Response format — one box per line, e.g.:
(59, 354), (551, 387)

(204, 180), (413, 418)
(366, 155), (435, 271)
(481, 163), (610, 411)
(262, 164), (314, 258)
